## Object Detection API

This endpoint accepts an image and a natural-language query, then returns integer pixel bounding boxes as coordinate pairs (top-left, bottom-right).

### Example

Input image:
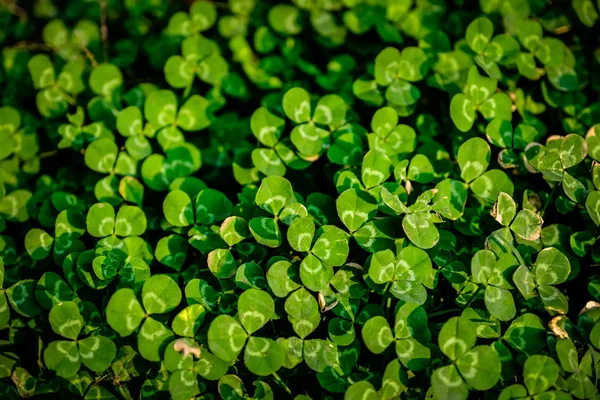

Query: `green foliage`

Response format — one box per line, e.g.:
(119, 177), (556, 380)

(0, 0), (599, 399)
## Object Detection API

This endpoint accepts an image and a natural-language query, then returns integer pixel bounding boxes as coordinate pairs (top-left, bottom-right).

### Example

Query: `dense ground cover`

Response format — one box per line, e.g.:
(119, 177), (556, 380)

(1, 0), (600, 399)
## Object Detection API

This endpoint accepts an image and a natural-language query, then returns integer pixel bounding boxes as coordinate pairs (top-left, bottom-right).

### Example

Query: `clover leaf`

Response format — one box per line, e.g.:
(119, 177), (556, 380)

(58, 107), (113, 151)
(44, 301), (116, 377)
(374, 47), (430, 107)
(208, 289), (282, 376)
(555, 338), (598, 399)
(515, 20), (579, 92)
(282, 87), (346, 158)
(368, 107), (416, 160)
(167, 1), (217, 36)
(106, 275), (181, 361)
(27, 54), (84, 118)
(470, 250), (517, 321)
(165, 34), (229, 89)
(116, 105), (157, 161)
(465, 17), (519, 79)
(499, 355), (568, 399)
(513, 247), (570, 314)
(249, 176), (297, 248)
(450, 66), (512, 132)
(144, 90), (211, 145)
(250, 106), (309, 176)
(368, 246), (435, 305)
(4, 1), (600, 398)
(362, 302), (431, 371)
(432, 316), (501, 400)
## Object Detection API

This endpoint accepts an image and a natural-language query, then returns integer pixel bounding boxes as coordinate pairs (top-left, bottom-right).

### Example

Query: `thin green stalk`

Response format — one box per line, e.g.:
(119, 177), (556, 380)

(183, 79), (193, 99)
(272, 372), (291, 395)
(56, 86), (77, 106)
(428, 308), (462, 318)
(73, 31), (98, 67)
(380, 282), (391, 308)
(490, 231), (527, 267)
(540, 183), (560, 217)
(464, 285), (483, 309)
(98, 0), (108, 62)
(39, 150), (59, 159)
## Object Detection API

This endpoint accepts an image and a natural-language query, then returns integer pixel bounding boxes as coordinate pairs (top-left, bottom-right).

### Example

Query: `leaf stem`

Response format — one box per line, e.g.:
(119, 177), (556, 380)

(380, 282), (391, 308)
(386, 296), (393, 319)
(272, 371), (292, 395)
(183, 79), (193, 99)
(464, 285), (483, 309)
(13, 41), (53, 52)
(489, 231), (527, 268)
(0, 0), (28, 21)
(540, 182), (560, 217)
(39, 150), (59, 159)
(98, 0), (108, 62)
(428, 308), (462, 318)
(56, 86), (77, 106)
(73, 31), (98, 68)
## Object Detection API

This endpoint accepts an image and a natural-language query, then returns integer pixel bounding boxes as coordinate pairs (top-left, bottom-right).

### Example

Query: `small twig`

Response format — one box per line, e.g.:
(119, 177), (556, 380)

(554, 25), (571, 35)
(208, 1), (230, 9)
(98, 0), (108, 62)
(13, 42), (53, 52)
(39, 150), (59, 159)
(73, 32), (98, 68)
(0, 0), (28, 21)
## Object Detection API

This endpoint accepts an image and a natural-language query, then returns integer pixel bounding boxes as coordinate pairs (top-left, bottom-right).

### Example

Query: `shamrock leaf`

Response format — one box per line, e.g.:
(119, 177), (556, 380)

(208, 291), (282, 376)
(470, 250), (517, 321)
(432, 317), (501, 400)
(336, 188), (378, 233)
(368, 246), (435, 305)
(499, 355), (566, 399)
(298, 225), (349, 292)
(374, 47), (429, 107)
(44, 301), (116, 377)
(513, 247), (571, 313)
(362, 302), (431, 371)
(89, 64), (123, 98)
(249, 176), (296, 248)
(144, 90), (211, 150)
(106, 275), (181, 361)
(250, 106), (310, 176)
(457, 138), (490, 183)
(27, 54), (84, 118)
(86, 203), (147, 238)
(116, 105), (157, 160)
(167, 1), (217, 36)
(165, 33), (228, 88)
(555, 339), (598, 399)
(450, 66), (512, 132)
(58, 107), (113, 151)
(282, 87), (346, 158)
